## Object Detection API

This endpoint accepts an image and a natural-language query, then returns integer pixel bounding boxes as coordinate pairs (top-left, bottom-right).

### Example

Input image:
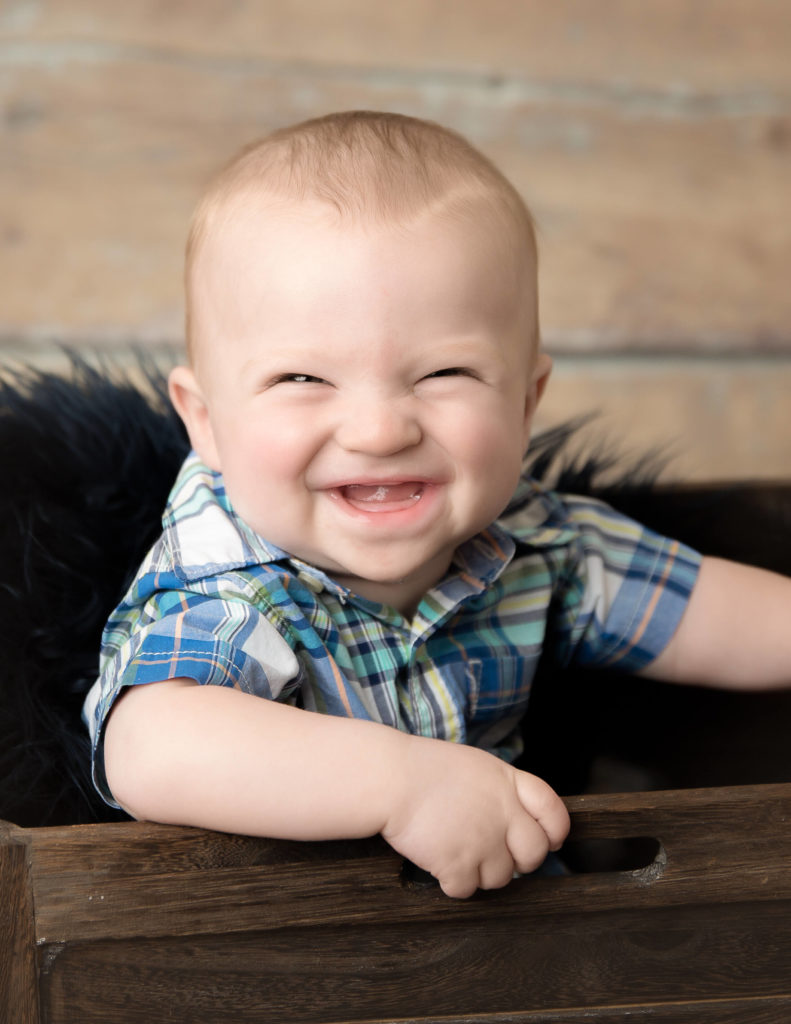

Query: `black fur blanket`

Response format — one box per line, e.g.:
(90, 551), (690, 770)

(1, 355), (789, 827)
(0, 357), (187, 825)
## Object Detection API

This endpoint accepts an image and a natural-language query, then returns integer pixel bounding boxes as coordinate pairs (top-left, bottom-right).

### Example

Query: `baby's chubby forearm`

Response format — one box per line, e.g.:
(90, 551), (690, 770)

(104, 679), (420, 840)
(103, 679), (569, 897)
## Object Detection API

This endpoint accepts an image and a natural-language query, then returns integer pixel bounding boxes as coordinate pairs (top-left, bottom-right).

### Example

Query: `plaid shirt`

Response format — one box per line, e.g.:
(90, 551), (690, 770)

(86, 454), (701, 807)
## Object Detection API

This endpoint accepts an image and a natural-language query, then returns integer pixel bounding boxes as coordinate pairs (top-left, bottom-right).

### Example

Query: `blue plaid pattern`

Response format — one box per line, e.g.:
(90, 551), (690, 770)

(86, 454), (701, 807)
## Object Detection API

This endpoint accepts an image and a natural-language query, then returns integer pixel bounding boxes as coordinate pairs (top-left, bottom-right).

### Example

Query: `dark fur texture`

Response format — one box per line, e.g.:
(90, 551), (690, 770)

(1, 354), (789, 827)
(0, 356), (188, 825)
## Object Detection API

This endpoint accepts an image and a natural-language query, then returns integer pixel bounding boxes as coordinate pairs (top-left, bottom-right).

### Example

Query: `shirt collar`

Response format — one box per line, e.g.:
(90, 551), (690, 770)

(163, 454), (288, 582)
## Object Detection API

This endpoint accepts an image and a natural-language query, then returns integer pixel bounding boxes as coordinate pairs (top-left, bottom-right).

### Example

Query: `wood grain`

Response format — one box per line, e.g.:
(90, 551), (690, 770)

(23, 784), (791, 944)
(36, 903), (791, 1022)
(534, 355), (791, 482)
(4, 783), (791, 1022)
(1, 1), (789, 350)
(5, 0), (791, 89)
(0, 831), (39, 1024)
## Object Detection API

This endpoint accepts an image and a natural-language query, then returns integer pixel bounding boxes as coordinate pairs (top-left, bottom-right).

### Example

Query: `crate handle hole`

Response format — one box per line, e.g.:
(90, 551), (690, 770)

(560, 836), (663, 874)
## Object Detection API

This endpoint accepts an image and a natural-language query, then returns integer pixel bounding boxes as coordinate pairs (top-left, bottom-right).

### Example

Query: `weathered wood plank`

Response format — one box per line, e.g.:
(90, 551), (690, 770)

(1, 3), (789, 349)
(23, 784), (790, 878)
(4, 0), (791, 90)
(25, 784), (791, 944)
(21, 818), (385, 880)
(37, 901), (791, 1023)
(354, 998), (791, 1024)
(31, 852), (791, 946)
(534, 355), (791, 482)
(0, 830), (39, 1024)
(292, 996), (791, 1023)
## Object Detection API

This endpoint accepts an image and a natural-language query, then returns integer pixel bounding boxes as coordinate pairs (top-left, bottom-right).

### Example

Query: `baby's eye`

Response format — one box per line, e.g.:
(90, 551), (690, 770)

(271, 372), (327, 385)
(423, 367), (476, 380)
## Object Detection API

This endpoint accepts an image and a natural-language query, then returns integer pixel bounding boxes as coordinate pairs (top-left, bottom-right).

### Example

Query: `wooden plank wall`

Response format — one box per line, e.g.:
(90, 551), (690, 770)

(1, 1), (789, 479)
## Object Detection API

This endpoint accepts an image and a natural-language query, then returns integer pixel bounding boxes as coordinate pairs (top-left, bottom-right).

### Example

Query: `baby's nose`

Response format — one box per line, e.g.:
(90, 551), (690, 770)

(335, 397), (422, 456)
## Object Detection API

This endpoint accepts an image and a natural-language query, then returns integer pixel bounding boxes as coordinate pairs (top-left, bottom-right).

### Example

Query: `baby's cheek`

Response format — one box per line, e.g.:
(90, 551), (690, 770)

(467, 422), (525, 509)
(218, 442), (291, 513)
(461, 415), (522, 470)
(238, 423), (306, 477)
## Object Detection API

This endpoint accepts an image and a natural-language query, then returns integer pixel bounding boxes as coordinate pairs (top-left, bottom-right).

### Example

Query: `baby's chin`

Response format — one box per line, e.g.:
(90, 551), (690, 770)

(322, 554), (456, 613)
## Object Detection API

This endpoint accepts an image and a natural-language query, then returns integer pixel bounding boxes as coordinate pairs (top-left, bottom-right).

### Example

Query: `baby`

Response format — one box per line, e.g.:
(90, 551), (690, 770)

(85, 111), (791, 898)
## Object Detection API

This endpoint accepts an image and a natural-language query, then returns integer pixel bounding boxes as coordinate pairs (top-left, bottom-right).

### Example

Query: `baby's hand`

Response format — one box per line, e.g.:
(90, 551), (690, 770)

(381, 735), (570, 898)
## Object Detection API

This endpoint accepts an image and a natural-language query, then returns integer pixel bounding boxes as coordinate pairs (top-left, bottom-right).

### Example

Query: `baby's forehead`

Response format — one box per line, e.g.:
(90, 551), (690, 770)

(190, 194), (538, 368)
(198, 185), (535, 271)
(189, 189), (538, 361)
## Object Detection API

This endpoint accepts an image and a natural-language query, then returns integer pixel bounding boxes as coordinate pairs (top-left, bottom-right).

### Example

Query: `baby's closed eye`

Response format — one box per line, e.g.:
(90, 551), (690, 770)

(269, 373), (328, 386)
(422, 367), (478, 380)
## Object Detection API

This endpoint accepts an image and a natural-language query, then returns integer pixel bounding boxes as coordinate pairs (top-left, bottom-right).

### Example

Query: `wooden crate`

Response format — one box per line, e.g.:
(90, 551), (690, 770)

(3, 783), (790, 1023)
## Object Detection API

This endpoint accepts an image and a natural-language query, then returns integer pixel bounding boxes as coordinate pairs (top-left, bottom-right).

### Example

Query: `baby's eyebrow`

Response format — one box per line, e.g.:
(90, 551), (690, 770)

(240, 349), (323, 374)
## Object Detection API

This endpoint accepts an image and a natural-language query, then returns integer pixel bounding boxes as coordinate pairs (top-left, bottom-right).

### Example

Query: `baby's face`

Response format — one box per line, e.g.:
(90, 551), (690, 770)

(174, 198), (549, 613)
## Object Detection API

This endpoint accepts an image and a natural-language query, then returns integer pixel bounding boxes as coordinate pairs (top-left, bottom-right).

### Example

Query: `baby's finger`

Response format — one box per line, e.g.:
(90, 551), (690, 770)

(436, 863), (480, 900)
(477, 849), (516, 891)
(505, 812), (551, 875)
(513, 771), (570, 851)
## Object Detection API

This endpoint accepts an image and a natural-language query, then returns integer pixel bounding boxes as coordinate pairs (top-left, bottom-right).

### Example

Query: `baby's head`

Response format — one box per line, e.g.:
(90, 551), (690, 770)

(171, 111), (551, 611)
(184, 110), (540, 362)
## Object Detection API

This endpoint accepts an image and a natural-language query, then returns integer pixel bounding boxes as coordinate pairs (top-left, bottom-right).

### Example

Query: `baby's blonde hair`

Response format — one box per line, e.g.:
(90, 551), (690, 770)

(185, 111), (537, 355)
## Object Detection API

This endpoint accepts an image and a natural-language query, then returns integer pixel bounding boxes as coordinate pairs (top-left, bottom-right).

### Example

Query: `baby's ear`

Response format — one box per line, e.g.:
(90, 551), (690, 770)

(168, 365), (222, 470)
(522, 352), (553, 445)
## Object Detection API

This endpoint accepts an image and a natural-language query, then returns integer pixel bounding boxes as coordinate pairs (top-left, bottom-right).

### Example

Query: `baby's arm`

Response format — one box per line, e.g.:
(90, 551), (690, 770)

(104, 679), (569, 899)
(643, 556), (791, 689)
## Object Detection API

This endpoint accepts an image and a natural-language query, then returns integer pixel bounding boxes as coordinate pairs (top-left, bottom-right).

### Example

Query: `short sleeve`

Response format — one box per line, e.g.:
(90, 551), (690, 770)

(85, 574), (300, 807)
(547, 495), (702, 672)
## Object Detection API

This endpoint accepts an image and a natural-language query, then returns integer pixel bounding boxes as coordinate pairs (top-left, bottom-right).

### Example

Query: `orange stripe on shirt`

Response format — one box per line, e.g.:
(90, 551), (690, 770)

(168, 610), (186, 680)
(327, 654), (355, 717)
(616, 540), (680, 661)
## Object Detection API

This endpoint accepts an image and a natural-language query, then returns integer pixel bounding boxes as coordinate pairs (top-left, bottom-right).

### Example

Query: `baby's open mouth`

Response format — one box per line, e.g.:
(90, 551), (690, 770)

(338, 482), (424, 511)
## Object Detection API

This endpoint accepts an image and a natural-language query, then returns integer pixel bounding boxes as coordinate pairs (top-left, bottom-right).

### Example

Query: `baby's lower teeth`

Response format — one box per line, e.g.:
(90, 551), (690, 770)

(343, 483), (423, 503)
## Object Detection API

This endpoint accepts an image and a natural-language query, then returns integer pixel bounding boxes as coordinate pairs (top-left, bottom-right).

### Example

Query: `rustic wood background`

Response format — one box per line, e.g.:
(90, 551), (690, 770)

(1, 1), (789, 479)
